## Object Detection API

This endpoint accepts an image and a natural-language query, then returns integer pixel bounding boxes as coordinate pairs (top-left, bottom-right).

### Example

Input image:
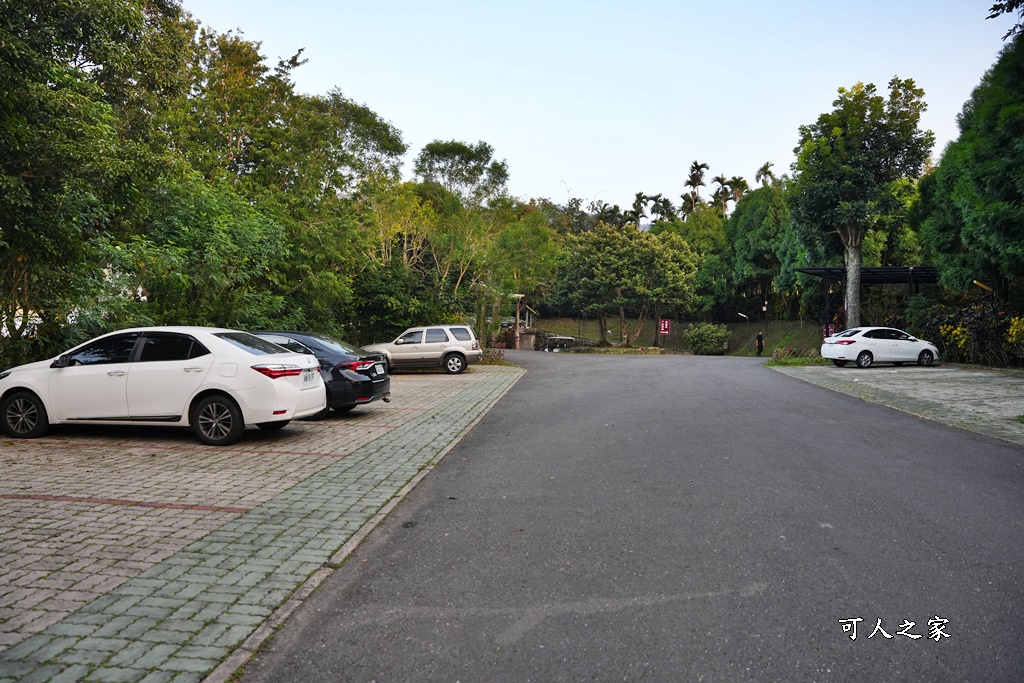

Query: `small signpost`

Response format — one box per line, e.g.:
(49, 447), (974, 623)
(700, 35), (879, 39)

(659, 319), (671, 335)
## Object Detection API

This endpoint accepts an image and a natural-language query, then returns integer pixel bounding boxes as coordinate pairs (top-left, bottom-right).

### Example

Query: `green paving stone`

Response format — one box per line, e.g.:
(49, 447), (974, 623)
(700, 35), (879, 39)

(106, 642), (177, 670)
(0, 661), (35, 678)
(160, 656), (218, 674)
(0, 634), (54, 661)
(92, 617), (137, 638)
(137, 629), (192, 646)
(48, 621), (100, 638)
(173, 645), (228, 661)
(46, 664), (93, 683)
(53, 648), (108, 667)
(15, 664), (66, 683)
(156, 618), (204, 633)
(22, 637), (79, 664)
(189, 623), (253, 649)
(111, 617), (160, 639)
(167, 673), (202, 683)
(136, 672), (176, 683)
(74, 638), (134, 653)
(83, 665), (146, 683)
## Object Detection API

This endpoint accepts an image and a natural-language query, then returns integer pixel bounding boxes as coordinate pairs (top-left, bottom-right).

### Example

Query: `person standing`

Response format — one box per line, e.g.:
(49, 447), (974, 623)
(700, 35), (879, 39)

(756, 330), (764, 357)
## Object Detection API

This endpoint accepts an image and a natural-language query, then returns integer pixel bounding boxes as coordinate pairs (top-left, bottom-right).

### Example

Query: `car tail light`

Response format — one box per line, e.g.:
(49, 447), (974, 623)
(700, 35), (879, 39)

(338, 360), (376, 372)
(835, 340), (856, 345)
(472, 341), (479, 350)
(251, 364), (303, 379)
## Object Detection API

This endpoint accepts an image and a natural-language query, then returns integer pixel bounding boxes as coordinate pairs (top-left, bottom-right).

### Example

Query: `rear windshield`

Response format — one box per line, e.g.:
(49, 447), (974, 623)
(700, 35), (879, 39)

(215, 332), (290, 355)
(307, 334), (365, 355)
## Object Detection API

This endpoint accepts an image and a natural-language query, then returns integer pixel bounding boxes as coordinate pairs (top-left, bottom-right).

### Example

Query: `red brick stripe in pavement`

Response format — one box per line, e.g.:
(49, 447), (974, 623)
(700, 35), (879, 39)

(0, 493), (249, 514)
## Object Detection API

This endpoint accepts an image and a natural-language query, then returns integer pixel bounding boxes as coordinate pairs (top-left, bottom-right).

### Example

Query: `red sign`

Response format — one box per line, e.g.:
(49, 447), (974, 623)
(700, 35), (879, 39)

(659, 319), (671, 335)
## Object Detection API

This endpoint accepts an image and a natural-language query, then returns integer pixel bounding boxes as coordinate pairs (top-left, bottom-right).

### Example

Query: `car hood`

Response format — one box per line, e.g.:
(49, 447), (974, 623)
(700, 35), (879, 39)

(1, 357), (57, 377)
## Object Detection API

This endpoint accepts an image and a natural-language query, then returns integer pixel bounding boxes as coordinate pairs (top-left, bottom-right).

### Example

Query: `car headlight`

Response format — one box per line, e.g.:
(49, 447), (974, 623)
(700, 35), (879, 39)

(0, 370), (10, 381)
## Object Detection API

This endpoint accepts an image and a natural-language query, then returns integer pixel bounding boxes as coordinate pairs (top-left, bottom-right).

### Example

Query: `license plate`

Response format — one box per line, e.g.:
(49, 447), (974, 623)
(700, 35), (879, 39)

(302, 368), (316, 384)
(375, 363), (385, 374)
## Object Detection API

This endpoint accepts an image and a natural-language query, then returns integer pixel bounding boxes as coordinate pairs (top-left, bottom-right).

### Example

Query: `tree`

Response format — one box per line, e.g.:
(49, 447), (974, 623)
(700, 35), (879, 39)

(789, 77), (934, 328)
(918, 35), (1024, 303)
(988, 1), (1024, 40)
(0, 0), (189, 361)
(413, 140), (509, 206)
(684, 160), (709, 205)
(711, 175), (730, 217)
(726, 184), (790, 319)
(755, 162), (776, 187)
(624, 192), (650, 228)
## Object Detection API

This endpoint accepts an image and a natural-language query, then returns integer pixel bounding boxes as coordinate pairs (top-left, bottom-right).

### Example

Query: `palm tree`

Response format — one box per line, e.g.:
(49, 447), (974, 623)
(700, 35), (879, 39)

(711, 175), (730, 217)
(591, 200), (625, 228)
(678, 193), (697, 219)
(755, 161), (775, 187)
(623, 191), (649, 228)
(648, 193), (676, 222)
(684, 160), (709, 204)
(728, 176), (749, 204)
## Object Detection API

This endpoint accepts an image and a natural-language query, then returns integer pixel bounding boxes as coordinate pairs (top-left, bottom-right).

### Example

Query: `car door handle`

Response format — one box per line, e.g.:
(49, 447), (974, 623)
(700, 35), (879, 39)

(107, 370), (126, 377)
(184, 367), (205, 372)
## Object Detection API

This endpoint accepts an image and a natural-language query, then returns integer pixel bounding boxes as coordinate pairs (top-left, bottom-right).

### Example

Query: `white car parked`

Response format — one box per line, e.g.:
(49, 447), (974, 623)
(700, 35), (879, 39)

(821, 326), (940, 369)
(0, 326), (327, 445)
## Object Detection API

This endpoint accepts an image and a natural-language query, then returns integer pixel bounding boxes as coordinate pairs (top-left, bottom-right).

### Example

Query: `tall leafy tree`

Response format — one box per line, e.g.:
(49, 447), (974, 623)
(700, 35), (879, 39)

(918, 35), (1024, 302)
(0, 0), (188, 360)
(413, 140), (509, 206)
(789, 77), (934, 327)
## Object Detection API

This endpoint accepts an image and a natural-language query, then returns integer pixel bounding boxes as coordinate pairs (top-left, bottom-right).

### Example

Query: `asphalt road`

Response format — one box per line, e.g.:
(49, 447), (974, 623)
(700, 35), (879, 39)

(240, 352), (1024, 682)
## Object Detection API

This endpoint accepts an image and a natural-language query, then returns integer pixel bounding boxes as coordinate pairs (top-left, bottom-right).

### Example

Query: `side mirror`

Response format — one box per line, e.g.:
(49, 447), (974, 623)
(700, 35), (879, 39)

(50, 354), (70, 369)
(394, 339), (405, 345)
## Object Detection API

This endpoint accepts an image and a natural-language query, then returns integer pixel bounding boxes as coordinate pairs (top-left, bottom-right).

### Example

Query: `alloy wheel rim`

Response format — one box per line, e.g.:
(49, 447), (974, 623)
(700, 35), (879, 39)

(198, 403), (232, 440)
(7, 398), (38, 434)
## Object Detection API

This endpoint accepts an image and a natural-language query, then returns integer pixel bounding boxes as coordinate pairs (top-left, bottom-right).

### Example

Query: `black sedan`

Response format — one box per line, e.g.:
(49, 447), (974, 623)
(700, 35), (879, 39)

(256, 331), (391, 414)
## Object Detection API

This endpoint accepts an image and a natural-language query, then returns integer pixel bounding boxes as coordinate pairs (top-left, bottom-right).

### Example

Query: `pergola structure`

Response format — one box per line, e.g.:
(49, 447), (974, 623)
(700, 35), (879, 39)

(794, 266), (940, 330)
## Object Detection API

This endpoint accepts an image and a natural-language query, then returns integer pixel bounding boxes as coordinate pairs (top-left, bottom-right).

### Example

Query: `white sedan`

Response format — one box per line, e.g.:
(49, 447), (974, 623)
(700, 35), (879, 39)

(821, 326), (940, 369)
(0, 327), (326, 445)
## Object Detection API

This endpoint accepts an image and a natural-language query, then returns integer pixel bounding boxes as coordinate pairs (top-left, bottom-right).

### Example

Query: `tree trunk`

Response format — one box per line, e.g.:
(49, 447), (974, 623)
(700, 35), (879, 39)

(844, 239), (862, 328)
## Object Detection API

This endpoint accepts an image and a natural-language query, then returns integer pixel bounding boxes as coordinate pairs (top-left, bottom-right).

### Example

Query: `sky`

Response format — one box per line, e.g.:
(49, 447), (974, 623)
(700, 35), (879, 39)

(179, 1), (1016, 211)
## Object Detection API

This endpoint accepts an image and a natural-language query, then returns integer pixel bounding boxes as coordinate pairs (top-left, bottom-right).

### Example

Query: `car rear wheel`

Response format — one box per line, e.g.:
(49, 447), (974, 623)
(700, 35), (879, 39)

(443, 353), (466, 374)
(191, 394), (244, 446)
(832, 360), (847, 367)
(856, 351), (873, 368)
(256, 420), (289, 431)
(917, 350), (935, 367)
(1, 391), (50, 438)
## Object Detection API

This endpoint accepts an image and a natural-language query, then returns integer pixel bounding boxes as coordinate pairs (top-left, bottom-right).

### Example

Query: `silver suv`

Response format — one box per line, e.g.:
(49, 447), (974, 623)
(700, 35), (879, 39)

(363, 325), (483, 374)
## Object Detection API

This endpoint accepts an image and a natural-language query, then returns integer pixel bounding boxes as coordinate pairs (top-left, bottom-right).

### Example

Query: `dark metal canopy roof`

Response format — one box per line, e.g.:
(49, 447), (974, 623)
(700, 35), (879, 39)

(794, 266), (940, 286)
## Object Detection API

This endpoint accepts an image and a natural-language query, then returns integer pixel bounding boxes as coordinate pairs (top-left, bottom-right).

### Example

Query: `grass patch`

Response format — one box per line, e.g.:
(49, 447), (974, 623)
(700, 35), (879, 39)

(766, 357), (830, 367)
(533, 317), (826, 358)
(1016, 415), (1024, 425)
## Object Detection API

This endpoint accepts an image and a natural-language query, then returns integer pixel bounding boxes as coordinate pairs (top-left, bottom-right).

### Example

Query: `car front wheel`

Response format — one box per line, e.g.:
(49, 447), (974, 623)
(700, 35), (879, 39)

(832, 360), (847, 367)
(856, 351), (873, 369)
(1, 391), (50, 438)
(191, 394), (244, 446)
(918, 350), (935, 367)
(443, 353), (466, 374)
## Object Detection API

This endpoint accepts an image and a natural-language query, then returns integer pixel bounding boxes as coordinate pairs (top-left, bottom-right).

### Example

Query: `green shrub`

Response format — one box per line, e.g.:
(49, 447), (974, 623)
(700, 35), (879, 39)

(681, 322), (730, 355)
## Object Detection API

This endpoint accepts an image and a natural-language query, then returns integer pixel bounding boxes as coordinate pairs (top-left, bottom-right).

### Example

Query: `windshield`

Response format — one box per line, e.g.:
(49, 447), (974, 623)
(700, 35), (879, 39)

(215, 332), (291, 355)
(307, 333), (366, 355)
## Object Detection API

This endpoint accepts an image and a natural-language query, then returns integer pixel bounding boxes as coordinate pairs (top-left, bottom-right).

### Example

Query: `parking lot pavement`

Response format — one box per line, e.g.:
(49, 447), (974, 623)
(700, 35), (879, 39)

(0, 365), (524, 683)
(772, 363), (1024, 447)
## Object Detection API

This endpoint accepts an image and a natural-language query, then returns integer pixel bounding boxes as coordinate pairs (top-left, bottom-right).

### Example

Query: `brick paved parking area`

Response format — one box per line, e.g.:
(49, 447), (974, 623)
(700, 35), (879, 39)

(0, 366), (523, 683)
